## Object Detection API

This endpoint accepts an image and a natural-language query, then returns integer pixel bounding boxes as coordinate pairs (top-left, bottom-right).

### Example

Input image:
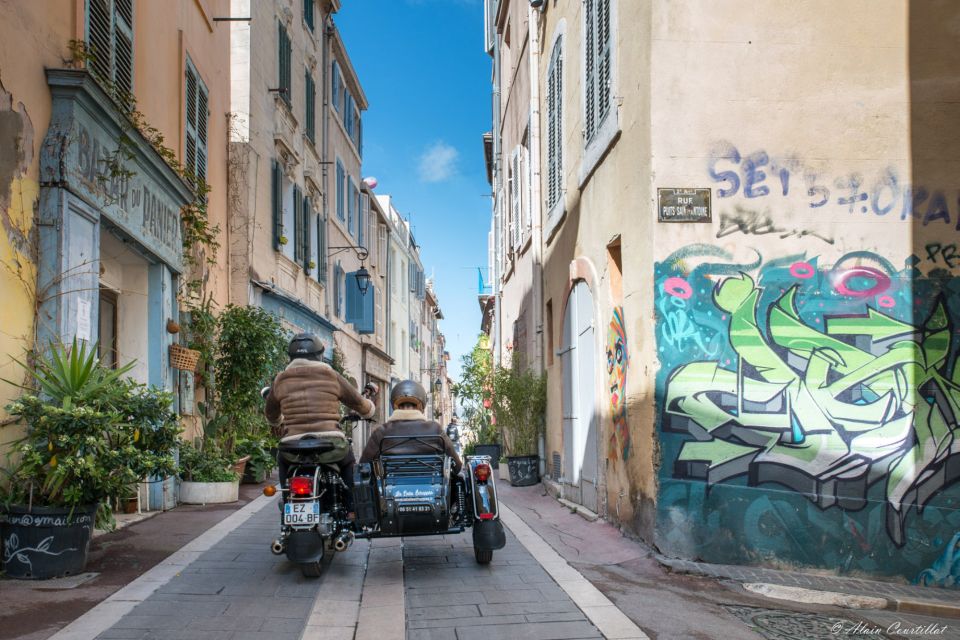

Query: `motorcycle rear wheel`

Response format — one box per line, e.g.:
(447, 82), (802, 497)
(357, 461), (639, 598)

(300, 561), (323, 578)
(474, 548), (493, 564)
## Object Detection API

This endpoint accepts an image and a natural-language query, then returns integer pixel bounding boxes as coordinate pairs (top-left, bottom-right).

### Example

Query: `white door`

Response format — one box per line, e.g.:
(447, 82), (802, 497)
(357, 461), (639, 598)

(560, 281), (599, 511)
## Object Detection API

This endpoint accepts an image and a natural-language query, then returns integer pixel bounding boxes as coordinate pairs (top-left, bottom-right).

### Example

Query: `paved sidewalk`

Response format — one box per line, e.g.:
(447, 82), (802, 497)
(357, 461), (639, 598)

(403, 529), (604, 640)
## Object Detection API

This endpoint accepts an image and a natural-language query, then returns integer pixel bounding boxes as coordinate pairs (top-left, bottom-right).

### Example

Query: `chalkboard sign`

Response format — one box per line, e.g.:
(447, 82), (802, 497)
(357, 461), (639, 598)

(507, 455), (540, 487)
(658, 188), (711, 223)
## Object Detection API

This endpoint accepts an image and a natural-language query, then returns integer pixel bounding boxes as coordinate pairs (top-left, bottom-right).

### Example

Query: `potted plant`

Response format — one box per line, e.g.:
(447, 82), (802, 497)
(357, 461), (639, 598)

(453, 336), (501, 466)
(235, 436), (276, 484)
(177, 440), (239, 504)
(492, 360), (547, 487)
(1, 341), (179, 579)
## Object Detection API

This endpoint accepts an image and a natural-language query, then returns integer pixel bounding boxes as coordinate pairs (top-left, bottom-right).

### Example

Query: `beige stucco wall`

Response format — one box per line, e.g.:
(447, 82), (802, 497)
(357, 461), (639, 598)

(0, 0), (230, 455)
(537, 0), (656, 536)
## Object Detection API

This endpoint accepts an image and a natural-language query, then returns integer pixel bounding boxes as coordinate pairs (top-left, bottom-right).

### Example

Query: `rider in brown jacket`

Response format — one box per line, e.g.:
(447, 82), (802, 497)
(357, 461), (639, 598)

(360, 380), (462, 474)
(265, 334), (377, 503)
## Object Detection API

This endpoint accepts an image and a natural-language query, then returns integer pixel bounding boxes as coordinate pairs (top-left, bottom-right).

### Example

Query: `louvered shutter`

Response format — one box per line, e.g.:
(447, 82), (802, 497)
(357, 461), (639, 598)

(336, 162), (345, 220)
(303, 0), (315, 31)
(272, 160), (282, 250)
(302, 194), (312, 271)
(317, 214), (328, 282)
(347, 178), (355, 235)
(197, 80), (208, 179)
(511, 149), (521, 248)
(293, 185), (303, 262)
(359, 193), (368, 247)
(278, 23), (292, 106)
(305, 69), (316, 143)
(113, 0), (134, 96)
(88, 0), (112, 83)
(346, 271), (361, 324)
(332, 64), (341, 117)
(523, 145), (531, 234)
(598, 0), (611, 125)
(585, 0), (596, 140)
(185, 65), (197, 177)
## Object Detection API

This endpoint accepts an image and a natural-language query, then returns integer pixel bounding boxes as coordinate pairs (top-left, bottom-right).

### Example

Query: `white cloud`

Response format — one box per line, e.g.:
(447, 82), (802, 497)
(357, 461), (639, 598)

(418, 140), (459, 183)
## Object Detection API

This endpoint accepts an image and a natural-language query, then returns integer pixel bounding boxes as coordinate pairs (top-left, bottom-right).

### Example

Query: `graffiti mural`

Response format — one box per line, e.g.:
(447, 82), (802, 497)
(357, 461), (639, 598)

(655, 245), (960, 584)
(607, 307), (630, 462)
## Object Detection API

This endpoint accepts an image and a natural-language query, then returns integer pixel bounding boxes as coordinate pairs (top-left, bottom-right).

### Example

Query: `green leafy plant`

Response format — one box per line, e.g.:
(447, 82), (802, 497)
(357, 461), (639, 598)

(453, 336), (496, 443)
(214, 305), (288, 454)
(2, 346), (180, 528)
(491, 358), (547, 456)
(235, 436), (276, 481)
(177, 440), (237, 483)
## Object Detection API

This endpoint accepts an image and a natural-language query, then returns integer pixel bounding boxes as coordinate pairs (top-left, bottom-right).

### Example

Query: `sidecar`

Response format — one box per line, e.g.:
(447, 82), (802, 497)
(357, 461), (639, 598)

(352, 435), (507, 563)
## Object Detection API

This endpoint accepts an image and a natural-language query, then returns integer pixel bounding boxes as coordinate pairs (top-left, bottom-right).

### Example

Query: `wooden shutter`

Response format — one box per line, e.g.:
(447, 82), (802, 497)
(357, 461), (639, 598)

(185, 64), (198, 176)
(278, 23), (292, 106)
(302, 194), (312, 271)
(332, 63), (341, 117)
(585, 0), (596, 140)
(293, 185), (303, 263)
(511, 149), (521, 248)
(197, 79), (208, 179)
(317, 214), (328, 282)
(336, 162), (345, 220)
(347, 178), (355, 235)
(303, 0), (315, 31)
(547, 40), (563, 210)
(272, 160), (282, 250)
(305, 69), (316, 143)
(359, 193), (368, 247)
(598, 0), (611, 125)
(88, 0), (112, 83)
(113, 0), (134, 95)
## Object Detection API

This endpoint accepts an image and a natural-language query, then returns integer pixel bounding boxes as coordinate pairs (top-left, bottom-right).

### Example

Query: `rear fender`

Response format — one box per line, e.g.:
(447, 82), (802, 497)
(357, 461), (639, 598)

(285, 530), (325, 564)
(472, 518), (506, 550)
(465, 455), (500, 521)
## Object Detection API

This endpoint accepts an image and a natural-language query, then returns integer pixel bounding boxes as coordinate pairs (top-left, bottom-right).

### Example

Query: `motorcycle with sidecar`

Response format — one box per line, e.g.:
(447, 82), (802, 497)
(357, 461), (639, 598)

(264, 413), (506, 577)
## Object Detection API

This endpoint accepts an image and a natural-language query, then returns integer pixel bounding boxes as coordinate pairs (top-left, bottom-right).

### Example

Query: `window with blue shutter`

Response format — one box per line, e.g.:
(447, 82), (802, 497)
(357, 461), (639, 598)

(302, 194), (312, 271)
(87, 0), (134, 97)
(303, 0), (314, 31)
(271, 160), (282, 250)
(293, 185), (303, 263)
(278, 22), (292, 107)
(346, 278), (375, 334)
(547, 37), (563, 210)
(336, 161), (345, 221)
(347, 177), (355, 236)
(316, 213), (326, 282)
(305, 69), (316, 144)
(332, 63), (342, 118)
(584, 0), (610, 142)
(184, 58), (208, 181)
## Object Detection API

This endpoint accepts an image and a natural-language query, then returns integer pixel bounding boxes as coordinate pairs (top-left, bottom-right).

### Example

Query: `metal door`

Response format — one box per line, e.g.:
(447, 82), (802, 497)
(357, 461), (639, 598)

(560, 281), (599, 512)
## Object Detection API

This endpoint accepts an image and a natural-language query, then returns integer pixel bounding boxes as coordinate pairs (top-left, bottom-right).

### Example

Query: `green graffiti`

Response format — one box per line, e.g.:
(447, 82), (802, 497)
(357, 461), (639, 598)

(663, 274), (960, 546)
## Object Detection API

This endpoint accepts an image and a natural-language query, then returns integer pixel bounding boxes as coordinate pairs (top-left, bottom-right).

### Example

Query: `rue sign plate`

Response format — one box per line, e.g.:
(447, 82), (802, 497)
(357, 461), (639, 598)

(658, 188), (712, 223)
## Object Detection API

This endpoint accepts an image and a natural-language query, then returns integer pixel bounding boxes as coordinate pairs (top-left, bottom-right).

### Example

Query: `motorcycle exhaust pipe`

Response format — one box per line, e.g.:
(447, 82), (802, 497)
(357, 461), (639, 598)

(270, 539), (285, 555)
(333, 530), (354, 552)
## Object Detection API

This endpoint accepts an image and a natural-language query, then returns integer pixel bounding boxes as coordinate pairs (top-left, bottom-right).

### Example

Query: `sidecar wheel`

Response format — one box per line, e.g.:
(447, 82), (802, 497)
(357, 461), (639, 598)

(475, 548), (493, 564)
(300, 561), (322, 578)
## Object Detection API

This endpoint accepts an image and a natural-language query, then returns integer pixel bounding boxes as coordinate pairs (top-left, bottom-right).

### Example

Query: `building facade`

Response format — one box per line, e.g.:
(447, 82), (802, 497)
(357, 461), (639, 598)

(0, 0), (232, 510)
(484, 0), (960, 586)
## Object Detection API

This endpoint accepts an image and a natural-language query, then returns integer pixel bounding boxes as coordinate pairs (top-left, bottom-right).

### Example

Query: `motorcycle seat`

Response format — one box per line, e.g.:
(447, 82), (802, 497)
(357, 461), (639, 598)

(279, 431), (349, 463)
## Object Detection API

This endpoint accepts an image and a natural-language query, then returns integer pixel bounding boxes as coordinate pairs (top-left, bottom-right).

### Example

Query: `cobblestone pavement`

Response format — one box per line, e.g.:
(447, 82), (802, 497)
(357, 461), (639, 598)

(403, 530), (603, 640)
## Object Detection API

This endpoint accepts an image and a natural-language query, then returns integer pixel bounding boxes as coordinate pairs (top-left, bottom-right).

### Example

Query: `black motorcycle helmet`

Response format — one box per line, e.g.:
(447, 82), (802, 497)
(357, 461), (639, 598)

(390, 380), (427, 411)
(288, 333), (325, 362)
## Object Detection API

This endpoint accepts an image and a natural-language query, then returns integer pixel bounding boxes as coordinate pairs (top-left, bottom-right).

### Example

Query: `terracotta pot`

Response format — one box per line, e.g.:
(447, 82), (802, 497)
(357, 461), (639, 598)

(231, 455), (251, 478)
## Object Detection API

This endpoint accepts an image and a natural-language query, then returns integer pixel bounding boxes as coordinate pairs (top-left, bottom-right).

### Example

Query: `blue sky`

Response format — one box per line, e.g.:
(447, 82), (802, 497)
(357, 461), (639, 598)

(337, 0), (490, 382)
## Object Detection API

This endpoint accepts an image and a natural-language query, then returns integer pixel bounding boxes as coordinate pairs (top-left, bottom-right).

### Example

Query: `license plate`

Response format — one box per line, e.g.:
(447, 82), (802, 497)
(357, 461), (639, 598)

(398, 504), (432, 514)
(284, 502), (320, 525)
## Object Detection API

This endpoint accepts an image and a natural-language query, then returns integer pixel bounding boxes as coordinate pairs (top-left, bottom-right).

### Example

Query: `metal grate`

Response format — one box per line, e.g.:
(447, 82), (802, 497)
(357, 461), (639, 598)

(552, 452), (562, 479)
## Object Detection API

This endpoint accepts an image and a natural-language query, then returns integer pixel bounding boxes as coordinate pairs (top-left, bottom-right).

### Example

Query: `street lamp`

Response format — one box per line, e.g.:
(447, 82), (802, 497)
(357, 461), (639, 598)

(327, 245), (371, 296)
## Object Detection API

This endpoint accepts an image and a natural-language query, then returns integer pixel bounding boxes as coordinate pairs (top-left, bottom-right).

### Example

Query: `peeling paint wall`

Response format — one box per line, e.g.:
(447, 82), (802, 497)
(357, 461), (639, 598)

(650, 1), (960, 586)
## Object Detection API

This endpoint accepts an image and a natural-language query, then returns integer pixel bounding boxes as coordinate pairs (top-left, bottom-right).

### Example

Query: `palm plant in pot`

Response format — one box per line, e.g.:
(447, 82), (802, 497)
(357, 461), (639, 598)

(1, 340), (180, 579)
(491, 359), (547, 487)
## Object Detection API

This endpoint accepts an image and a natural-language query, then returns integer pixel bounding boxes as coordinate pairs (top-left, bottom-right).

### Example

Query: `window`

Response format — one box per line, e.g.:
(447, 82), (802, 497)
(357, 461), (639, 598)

(378, 224), (387, 272)
(332, 62), (342, 118)
(278, 22), (292, 107)
(98, 287), (118, 369)
(359, 193), (368, 247)
(304, 69), (316, 144)
(316, 212), (327, 282)
(281, 179), (295, 261)
(584, 0), (611, 142)
(271, 160), (283, 250)
(546, 37), (563, 211)
(336, 160), (345, 221)
(87, 0), (134, 95)
(545, 299), (554, 366)
(184, 58), (209, 180)
(347, 177), (356, 236)
(303, 0), (314, 31)
(509, 148), (521, 249)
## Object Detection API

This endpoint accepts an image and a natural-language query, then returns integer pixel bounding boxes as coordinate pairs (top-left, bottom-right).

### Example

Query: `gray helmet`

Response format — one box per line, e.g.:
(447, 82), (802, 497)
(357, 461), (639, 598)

(288, 333), (325, 361)
(390, 380), (427, 411)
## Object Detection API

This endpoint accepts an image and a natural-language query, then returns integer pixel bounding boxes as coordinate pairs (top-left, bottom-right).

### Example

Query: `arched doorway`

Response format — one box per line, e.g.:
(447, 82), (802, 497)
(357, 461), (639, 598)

(560, 280), (599, 512)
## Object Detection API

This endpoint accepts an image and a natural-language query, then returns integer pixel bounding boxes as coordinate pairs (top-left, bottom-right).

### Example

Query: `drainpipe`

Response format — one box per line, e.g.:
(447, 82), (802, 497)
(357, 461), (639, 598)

(322, 12), (333, 319)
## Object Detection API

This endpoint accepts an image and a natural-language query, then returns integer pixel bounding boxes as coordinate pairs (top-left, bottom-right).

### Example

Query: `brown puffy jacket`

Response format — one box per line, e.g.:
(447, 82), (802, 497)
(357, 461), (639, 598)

(264, 359), (376, 438)
(360, 409), (462, 474)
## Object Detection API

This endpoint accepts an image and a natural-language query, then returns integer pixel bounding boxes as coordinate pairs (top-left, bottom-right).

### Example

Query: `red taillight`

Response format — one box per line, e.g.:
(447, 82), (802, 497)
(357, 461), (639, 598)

(474, 463), (491, 483)
(289, 477), (312, 496)
(479, 513), (494, 520)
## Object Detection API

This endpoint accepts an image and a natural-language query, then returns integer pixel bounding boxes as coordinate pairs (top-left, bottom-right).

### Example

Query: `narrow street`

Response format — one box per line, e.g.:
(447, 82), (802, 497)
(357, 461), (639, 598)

(11, 482), (952, 640)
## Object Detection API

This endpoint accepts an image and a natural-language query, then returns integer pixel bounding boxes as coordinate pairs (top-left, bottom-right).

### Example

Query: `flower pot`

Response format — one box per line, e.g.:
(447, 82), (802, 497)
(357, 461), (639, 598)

(179, 480), (240, 504)
(507, 455), (540, 487)
(241, 465), (267, 485)
(1, 504), (97, 579)
(231, 455), (251, 478)
(474, 444), (502, 469)
(122, 497), (139, 514)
